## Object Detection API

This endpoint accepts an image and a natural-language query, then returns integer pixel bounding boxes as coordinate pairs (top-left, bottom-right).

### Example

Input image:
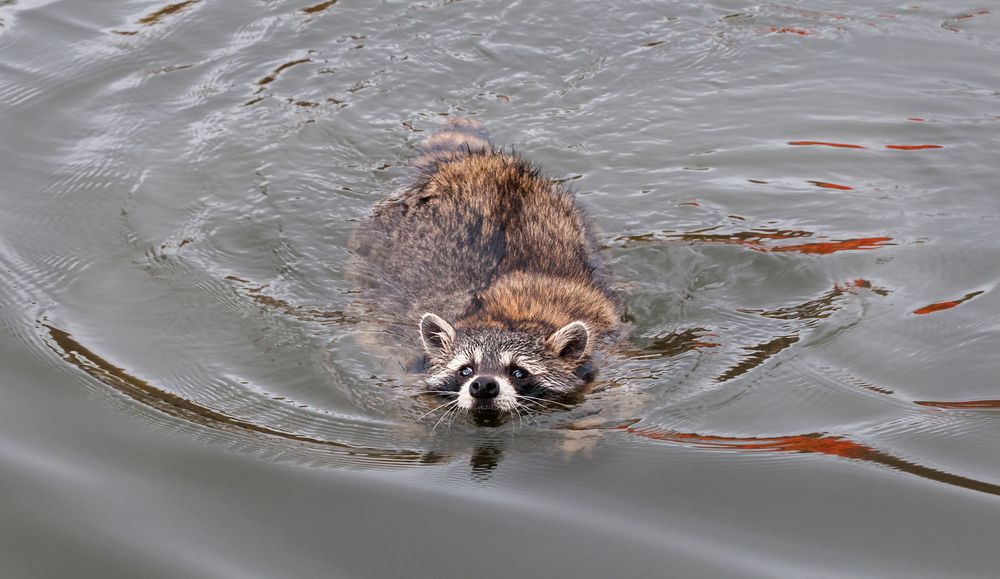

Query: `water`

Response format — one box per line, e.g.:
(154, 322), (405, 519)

(2, 0), (999, 576)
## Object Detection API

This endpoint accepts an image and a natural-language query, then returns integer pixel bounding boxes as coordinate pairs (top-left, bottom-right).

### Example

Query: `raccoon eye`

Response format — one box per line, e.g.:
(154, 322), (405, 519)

(458, 366), (474, 377)
(511, 368), (528, 380)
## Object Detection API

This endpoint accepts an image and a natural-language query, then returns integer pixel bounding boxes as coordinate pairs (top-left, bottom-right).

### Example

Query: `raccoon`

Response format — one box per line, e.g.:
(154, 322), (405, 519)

(353, 118), (620, 418)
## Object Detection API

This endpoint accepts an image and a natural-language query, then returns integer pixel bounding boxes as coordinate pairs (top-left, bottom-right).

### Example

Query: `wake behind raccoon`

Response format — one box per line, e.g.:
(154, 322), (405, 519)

(353, 119), (620, 420)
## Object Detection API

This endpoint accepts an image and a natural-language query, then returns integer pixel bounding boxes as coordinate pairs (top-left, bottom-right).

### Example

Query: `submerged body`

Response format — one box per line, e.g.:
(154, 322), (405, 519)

(354, 119), (620, 417)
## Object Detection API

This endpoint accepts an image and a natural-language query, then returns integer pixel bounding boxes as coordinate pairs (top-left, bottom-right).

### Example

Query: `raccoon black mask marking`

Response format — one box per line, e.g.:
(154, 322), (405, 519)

(419, 314), (595, 414)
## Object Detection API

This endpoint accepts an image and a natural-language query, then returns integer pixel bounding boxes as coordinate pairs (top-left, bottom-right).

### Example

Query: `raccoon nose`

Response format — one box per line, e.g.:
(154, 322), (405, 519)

(469, 378), (499, 399)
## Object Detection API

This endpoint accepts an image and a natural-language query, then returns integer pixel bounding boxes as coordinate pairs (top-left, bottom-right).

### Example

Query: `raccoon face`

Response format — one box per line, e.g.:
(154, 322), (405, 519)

(419, 313), (593, 417)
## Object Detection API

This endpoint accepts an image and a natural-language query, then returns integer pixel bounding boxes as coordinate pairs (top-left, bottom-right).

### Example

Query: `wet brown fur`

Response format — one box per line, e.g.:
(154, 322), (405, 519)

(353, 119), (620, 372)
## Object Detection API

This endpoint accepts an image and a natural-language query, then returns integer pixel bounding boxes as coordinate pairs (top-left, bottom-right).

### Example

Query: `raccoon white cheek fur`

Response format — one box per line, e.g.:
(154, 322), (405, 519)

(353, 118), (621, 418)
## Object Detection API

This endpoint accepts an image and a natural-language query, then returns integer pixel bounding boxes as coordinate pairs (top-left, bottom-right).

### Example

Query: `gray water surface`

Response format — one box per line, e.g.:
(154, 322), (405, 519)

(2, 0), (1000, 577)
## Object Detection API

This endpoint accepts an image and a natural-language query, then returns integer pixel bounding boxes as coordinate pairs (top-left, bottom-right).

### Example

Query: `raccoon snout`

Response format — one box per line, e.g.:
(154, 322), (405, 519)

(469, 378), (500, 399)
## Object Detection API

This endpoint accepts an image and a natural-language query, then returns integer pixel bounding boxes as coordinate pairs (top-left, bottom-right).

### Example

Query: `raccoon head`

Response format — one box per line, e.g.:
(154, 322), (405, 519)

(419, 312), (594, 417)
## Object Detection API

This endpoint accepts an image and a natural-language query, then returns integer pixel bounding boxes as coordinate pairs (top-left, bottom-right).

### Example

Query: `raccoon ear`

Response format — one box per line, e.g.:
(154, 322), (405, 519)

(545, 321), (591, 361)
(419, 313), (456, 358)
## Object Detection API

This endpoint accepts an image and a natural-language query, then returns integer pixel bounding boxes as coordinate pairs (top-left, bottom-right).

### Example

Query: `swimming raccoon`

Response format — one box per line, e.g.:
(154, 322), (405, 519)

(353, 118), (620, 418)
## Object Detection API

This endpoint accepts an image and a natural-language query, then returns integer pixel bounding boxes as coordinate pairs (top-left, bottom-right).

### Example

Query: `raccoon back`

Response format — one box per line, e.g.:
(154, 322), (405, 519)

(353, 121), (613, 326)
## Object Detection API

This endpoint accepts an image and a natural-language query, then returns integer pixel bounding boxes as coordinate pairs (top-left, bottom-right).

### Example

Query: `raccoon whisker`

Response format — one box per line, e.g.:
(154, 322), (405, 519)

(516, 400), (557, 423)
(430, 400), (461, 430)
(515, 402), (542, 426)
(446, 404), (463, 429)
(516, 395), (574, 409)
(511, 404), (525, 430)
(522, 400), (561, 415)
(506, 398), (538, 427)
(453, 406), (469, 430)
(431, 409), (452, 432)
(515, 396), (549, 406)
(512, 404), (528, 429)
(435, 409), (454, 432)
(416, 397), (460, 422)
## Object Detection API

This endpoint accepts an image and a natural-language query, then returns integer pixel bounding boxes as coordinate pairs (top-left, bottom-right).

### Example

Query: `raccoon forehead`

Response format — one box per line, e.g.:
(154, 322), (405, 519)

(453, 332), (546, 368)
(449, 347), (483, 367)
(498, 351), (547, 374)
(462, 330), (539, 349)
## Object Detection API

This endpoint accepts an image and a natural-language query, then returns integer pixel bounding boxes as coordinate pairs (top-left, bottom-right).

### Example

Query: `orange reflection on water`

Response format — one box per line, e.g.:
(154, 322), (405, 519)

(621, 428), (869, 458)
(789, 141), (866, 149)
(618, 426), (1000, 496)
(616, 229), (893, 256)
(770, 236), (892, 255)
(770, 26), (811, 35)
(912, 290), (984, 315)
(808, 180), (854, 190)
(916, 399), (1000, 410)
(885, 144), (943, 150)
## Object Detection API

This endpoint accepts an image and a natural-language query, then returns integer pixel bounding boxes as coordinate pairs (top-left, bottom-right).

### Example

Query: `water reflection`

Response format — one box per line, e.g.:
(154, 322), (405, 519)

(301, 0), (338, 16)
(912, 290), (984, 315)
(740, 279), (890, 323)
(619, 328), (719, 361)
(715, 335), (800, 382)
(469, 441), (505, 480)
(43, 323), (446, 468)
(619, 425), (1000, 498)
(137, 0), (199, 26)
(611, 227), (894, 255)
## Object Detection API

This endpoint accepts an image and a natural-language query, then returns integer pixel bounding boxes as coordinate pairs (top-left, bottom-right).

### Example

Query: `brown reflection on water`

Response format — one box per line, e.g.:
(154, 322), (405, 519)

(224, 275), (360, 326)
(942, 9), (991, 32)
(770, 26), (810, 36)
(137, 0), (199, 26)
(624, 280), (888, 370)
(758, 279), (887, 319)
(612, 228), (892, 255)
(613, 228), (810, 251)
(620, 426), (1000, 497)
(912, 290), (984, 315)
(716, 335), (799, 382)
(789, 141), (866, 149)
(43, 324), (438, 466)
(741, 287), (843, 322)
(682, 229), (813, 250)
(255, 58), (313, 93)
(301, 0), (338, 15)
(619, 328), (720, 361)
(915, 399), (1000, 410)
